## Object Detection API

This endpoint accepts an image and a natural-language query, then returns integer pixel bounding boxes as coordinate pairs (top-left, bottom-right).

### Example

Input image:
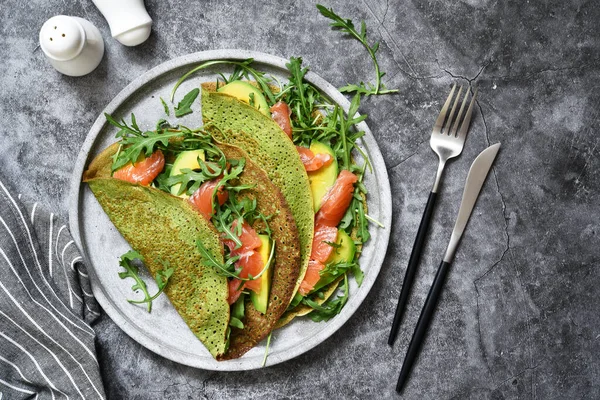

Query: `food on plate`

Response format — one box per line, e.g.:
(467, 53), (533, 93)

(84, 56), (375, 360)
(305, 142), (337, 211)
(83, 173), (230, 358)
(201, 86), (315, 300)
(217, 80), (270, 117)
(84, 131), (301, 360)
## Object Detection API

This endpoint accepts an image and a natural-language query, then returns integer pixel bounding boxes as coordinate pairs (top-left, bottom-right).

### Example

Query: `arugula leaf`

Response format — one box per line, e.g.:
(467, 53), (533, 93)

(107, 113), (221, 174)
(316, 4), (398, 96)
(353, 192), (371, 243)
(352, 263), (365, 286)
(110, 128), (185, 172)
(196, 240), (243, 279)
(223, 59), (278, 105)
(320, 260), (356, 279)
(286, 57), (311, 120)
(155, 118), (171, 131)
(160, 97), (170, 116)
(117, 251), (173, 312)
(172, 59), (278, 105)
(174, 88), (200, 117)
(105, 112), (143, 139)
(303, 274), (350, 322)
(164, 161), (224, 196)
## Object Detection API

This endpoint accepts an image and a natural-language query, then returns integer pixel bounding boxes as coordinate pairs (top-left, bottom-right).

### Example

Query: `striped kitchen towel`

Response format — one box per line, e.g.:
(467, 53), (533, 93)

(0, 178), (106, 399)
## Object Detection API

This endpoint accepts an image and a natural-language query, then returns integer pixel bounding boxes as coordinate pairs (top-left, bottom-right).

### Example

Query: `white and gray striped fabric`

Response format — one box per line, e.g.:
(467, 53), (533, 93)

(0, 178), (106, 399)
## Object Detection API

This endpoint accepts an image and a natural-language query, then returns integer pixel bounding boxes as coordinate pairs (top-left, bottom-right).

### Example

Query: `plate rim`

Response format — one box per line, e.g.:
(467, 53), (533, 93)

(68, 49), (392, 371)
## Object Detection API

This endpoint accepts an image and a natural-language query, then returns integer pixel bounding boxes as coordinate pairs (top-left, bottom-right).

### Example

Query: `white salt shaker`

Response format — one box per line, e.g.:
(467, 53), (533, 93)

(39, 16), (104, 77)
(91, 0), (152, 46)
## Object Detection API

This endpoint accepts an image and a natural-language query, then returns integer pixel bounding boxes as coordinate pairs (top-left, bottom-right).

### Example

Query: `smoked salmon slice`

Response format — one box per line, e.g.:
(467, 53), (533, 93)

(223, 221), (265, 302)
(188, 179), (229, 220)
(112, 150), (165, 186)
(224, 220), (262, 251)
(228, 279), (243, 305)
(270, 101), (293, 139)
(298, 260), (326, 296)
(310, 224), (338, 263)
(296, 146), (333, 172)
(315, 170), (358, 227)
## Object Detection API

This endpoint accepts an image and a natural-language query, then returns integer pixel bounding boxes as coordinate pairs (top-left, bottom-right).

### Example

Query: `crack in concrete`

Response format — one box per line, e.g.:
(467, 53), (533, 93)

(200, 374), (213, 400)
(438, 60), (490, 84)
(478, 97), (535, 371)
(476, 97), (491, 145)
(388, 140), (427, 170)
(491, 361), (544, 394)
(362, 0), (420, 81)
(472, 101), (537, 396)
(379, 31), (418, 80)
(387, 68), (445, 81)
(443, 68), (469, 82)
(471, 62), (490, 82)
(152, 375), (210, 399)
(471, 97), (516, 388)
(473, 170), (510, 283)
(359, 0), (415, 85)
(381, 0), (390, 26)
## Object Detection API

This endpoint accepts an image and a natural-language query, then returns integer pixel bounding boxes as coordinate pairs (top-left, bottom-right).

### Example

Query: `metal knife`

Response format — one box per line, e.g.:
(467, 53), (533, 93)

(396, 142), (501, 393)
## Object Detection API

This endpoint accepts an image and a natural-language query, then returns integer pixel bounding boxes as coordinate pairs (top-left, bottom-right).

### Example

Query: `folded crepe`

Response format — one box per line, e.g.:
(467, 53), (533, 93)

(201, 87), (314, 299)
(85, 174), (230, 358)
(202, 87), (367, 327)
(217, 143), (300, 359)
(83, 140), (300, 360)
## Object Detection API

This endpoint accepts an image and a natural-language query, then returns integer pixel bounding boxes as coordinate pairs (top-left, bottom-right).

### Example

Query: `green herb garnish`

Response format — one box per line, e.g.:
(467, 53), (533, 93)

(174, 88), (200, 117)
(105, 113), (185, 172)
(317, 4), (398, 96)
(117, 250), (174, 312)
(171, 59), (278, 105)
(160, 97), (170, 116)
(262, 332), (273, 367)
(302, 274), (350, 322)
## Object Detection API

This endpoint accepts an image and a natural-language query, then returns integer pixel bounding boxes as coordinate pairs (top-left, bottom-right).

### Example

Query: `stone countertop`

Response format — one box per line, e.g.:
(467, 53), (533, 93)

(1, 0), (598, 398)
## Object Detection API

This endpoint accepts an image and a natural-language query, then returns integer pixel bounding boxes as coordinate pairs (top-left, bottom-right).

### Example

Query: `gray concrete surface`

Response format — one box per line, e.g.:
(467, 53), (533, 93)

(1, 0), (598, 398)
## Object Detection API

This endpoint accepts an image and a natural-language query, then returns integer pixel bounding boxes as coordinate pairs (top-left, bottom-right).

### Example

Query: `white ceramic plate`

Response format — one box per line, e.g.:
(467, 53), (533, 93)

(69, 49), (392, 371)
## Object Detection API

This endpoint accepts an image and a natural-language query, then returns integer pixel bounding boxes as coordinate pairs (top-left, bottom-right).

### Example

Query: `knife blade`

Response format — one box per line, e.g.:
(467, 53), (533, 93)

(443, 142), (501, 263)
(396, 142), (501, 393)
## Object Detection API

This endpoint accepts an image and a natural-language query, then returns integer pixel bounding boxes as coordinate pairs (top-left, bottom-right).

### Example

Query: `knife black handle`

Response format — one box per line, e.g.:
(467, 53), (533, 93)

(396, 260), (451, 393)
(388, 191), (438, 345)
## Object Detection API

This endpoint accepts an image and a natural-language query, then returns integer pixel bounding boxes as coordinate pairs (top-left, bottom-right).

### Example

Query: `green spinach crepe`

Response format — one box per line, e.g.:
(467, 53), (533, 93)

(201, 87), (314, 299)
(85, 175), (229, 358)
(83, 139), (301, 359)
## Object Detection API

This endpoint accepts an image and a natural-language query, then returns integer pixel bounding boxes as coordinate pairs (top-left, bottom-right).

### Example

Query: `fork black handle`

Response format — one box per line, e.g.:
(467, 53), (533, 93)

(396, 260), (450, 393)
(388, 191), (438, 345)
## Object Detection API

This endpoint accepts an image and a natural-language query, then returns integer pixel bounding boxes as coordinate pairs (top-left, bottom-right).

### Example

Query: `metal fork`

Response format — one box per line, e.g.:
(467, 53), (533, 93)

(388, 84), (478, 345)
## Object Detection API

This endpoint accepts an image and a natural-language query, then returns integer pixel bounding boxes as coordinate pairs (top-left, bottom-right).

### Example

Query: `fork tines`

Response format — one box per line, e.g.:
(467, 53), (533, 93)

(437, 84), (478, 138)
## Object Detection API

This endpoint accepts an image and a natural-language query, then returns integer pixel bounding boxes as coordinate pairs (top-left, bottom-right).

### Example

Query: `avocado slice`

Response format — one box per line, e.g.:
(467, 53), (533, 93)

(249, 235), (272, 314)
(218, 81), (270, 117)
(311, 229), (356, 293)
(307, 141), (338, 212)
(169, 149), (205, 197)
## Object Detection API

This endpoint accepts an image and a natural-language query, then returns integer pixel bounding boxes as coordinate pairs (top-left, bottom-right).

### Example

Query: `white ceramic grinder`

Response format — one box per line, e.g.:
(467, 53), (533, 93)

(39, 16), (104, 77)
(91, 0), (153, 46)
